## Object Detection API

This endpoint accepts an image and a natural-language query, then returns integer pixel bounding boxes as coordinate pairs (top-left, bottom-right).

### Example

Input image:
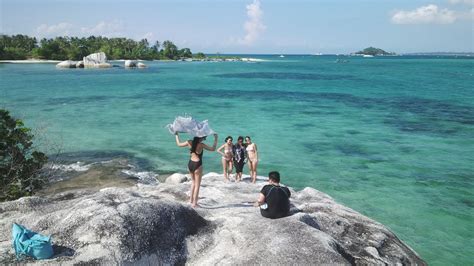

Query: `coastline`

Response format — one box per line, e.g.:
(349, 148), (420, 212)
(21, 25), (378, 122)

(0, 59), (62, 64)
(1, 54), (471, 65)
(0, 57), (268, 64)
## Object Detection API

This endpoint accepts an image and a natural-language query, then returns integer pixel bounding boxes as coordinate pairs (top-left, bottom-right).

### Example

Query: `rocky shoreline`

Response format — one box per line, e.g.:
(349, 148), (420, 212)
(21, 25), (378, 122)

(0, 56), (264, 65)
(0, 171), (426, 264)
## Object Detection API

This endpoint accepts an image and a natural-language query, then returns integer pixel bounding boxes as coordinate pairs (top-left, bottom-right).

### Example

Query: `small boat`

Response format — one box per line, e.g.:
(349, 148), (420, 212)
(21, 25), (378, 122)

(279, 55), (285, 58)
(363, 54), (374, 58)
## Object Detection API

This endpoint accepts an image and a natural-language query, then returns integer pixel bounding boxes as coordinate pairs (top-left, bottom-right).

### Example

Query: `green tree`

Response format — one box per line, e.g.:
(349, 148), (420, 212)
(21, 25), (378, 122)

(152, 41), (161, 52)
(37, 38), (62, 60)
(178, 48), (192, 58)
(0, 34), (38, 59)
(194, 52), (206, 59)
(162, 40), (178, 59)
(0, 109), (48, 202)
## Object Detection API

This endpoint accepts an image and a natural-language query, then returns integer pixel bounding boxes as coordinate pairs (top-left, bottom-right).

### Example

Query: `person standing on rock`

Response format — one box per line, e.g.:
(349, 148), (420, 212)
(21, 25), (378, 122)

(245, 136), (258, 183)
(233, 136), (246, 182)
(175, 133), (218, 208)
(255, 171), (291, 219)
(217, 136), (234, 181)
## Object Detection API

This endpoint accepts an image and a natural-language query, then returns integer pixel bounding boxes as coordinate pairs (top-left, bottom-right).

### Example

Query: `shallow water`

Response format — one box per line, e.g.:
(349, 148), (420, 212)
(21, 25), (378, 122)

(1, 55), (473, 264)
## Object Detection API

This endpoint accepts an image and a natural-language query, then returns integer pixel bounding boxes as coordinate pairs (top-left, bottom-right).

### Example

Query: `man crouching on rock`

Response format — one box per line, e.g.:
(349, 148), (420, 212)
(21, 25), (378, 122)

(255, 171), (291, 219)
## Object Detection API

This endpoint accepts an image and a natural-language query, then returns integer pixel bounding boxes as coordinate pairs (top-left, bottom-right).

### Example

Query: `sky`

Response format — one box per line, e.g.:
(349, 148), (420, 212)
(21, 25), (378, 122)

(1, 0), (473, 54)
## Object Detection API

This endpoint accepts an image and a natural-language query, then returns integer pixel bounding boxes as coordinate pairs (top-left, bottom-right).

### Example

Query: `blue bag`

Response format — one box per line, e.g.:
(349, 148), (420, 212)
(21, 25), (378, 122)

(12, 223), (53, 260)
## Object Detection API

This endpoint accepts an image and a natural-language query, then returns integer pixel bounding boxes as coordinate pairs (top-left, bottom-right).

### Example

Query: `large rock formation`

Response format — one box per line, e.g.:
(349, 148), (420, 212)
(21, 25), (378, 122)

(0, 173), (426, 265)
(83, 52), (111, 68)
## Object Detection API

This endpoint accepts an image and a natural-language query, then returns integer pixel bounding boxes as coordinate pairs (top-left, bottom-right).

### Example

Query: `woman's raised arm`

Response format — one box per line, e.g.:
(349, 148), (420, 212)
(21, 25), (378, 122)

(175, 133), (190, 147)
(203, 133), (219, 151)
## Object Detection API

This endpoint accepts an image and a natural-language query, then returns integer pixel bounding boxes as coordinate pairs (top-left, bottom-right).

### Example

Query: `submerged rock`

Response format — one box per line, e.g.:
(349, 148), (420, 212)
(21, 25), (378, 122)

(56, 60), (77, 68)
(0, 173), (426, 265)
(83, 52), (111, 68)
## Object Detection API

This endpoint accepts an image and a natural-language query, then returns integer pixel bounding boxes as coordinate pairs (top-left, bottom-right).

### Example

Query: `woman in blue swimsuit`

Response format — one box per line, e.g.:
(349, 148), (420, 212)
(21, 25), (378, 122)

(175, 132), (218, 208)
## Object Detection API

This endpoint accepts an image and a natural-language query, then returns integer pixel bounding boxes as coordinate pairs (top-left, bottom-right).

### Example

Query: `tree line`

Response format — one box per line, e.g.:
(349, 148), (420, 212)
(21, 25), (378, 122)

(0, 34), (205, 60)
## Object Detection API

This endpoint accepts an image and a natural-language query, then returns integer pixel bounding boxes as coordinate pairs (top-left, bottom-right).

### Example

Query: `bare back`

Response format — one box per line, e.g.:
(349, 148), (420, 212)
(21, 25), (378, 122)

(189, 142), (204, 162)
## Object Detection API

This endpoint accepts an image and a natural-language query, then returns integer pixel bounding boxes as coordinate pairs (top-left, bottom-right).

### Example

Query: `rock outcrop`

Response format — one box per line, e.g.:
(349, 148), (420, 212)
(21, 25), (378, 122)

(56, 60), (77, 68)
(124, 60), (137, 68)
(83, 52), (111, 68)
(0, 173), (426, 265)
(165, 173), (188, 184)
(75, 61), (84, 68)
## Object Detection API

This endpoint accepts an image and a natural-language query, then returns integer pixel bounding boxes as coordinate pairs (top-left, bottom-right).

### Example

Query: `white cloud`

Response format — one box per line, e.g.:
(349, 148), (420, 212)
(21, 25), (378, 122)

(391, 5), (457, 24)
(238, 0), (266, 45)
(34, 20), (127, 38)
(36, 22), (73, 36)
(459, 7), (474, 19)
(80, 20), (124, 37)
(448, 0), (474, 6)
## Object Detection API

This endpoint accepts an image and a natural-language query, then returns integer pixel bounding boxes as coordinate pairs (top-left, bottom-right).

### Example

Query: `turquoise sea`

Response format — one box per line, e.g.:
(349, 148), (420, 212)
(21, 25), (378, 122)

(1, 55), (473, 264)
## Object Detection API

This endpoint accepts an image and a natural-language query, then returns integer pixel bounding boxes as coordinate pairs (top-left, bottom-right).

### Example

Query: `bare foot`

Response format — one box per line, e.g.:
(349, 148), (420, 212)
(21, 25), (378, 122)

(192, 203), (201, 208)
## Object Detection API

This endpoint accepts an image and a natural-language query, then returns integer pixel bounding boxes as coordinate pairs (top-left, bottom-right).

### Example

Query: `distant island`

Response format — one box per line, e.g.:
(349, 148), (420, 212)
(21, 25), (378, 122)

(354, 47), (396, 56)
(0, 34), (204, 61)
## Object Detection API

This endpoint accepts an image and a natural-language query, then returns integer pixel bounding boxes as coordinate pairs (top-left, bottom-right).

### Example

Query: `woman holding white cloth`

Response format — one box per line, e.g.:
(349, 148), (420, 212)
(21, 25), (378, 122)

(175, 133), (218, 208)
(169, 116), (218, 208)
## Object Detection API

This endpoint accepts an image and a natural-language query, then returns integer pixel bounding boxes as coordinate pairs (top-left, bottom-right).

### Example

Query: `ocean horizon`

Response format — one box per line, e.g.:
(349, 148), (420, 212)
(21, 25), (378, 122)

(1, 55), (473, 265)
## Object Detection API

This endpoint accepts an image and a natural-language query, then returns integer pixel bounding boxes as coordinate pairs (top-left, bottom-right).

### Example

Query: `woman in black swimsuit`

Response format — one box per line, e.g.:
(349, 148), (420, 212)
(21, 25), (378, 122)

(175, 132), (218, 208)
(233, 136), (246, 182)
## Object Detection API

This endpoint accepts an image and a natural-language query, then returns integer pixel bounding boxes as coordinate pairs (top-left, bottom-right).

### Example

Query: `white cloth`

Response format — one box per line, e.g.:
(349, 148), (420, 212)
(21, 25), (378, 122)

(166, 116), (215, 137)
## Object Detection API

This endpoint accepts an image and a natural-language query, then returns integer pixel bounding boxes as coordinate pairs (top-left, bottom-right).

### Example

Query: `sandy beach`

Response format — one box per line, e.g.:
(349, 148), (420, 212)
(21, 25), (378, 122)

(0, 59), (61, 64)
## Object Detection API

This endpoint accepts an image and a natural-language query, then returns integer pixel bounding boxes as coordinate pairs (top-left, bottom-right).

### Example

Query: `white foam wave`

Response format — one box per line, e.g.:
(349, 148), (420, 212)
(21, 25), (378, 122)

(240, 57), (268, 62)
(49, 162), (92, 172)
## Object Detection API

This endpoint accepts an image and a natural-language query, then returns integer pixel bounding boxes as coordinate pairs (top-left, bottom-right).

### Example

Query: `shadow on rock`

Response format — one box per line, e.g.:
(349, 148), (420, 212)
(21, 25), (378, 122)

(52, 245), (75, 258)
(200, 202), (255, 209)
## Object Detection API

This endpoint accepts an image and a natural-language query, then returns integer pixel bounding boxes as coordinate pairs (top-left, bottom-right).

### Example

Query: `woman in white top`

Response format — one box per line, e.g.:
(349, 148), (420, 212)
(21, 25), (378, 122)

(245, 136), (258, 183)
(217, 136), (234, 181)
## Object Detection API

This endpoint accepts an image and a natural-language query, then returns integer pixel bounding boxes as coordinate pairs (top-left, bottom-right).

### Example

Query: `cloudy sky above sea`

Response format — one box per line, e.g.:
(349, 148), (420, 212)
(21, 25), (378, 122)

(1, 0), (472, 54)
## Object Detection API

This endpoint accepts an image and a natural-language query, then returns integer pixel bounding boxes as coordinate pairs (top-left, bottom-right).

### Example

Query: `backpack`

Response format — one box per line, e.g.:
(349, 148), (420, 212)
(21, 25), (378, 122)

(12, 223), (54, 260)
